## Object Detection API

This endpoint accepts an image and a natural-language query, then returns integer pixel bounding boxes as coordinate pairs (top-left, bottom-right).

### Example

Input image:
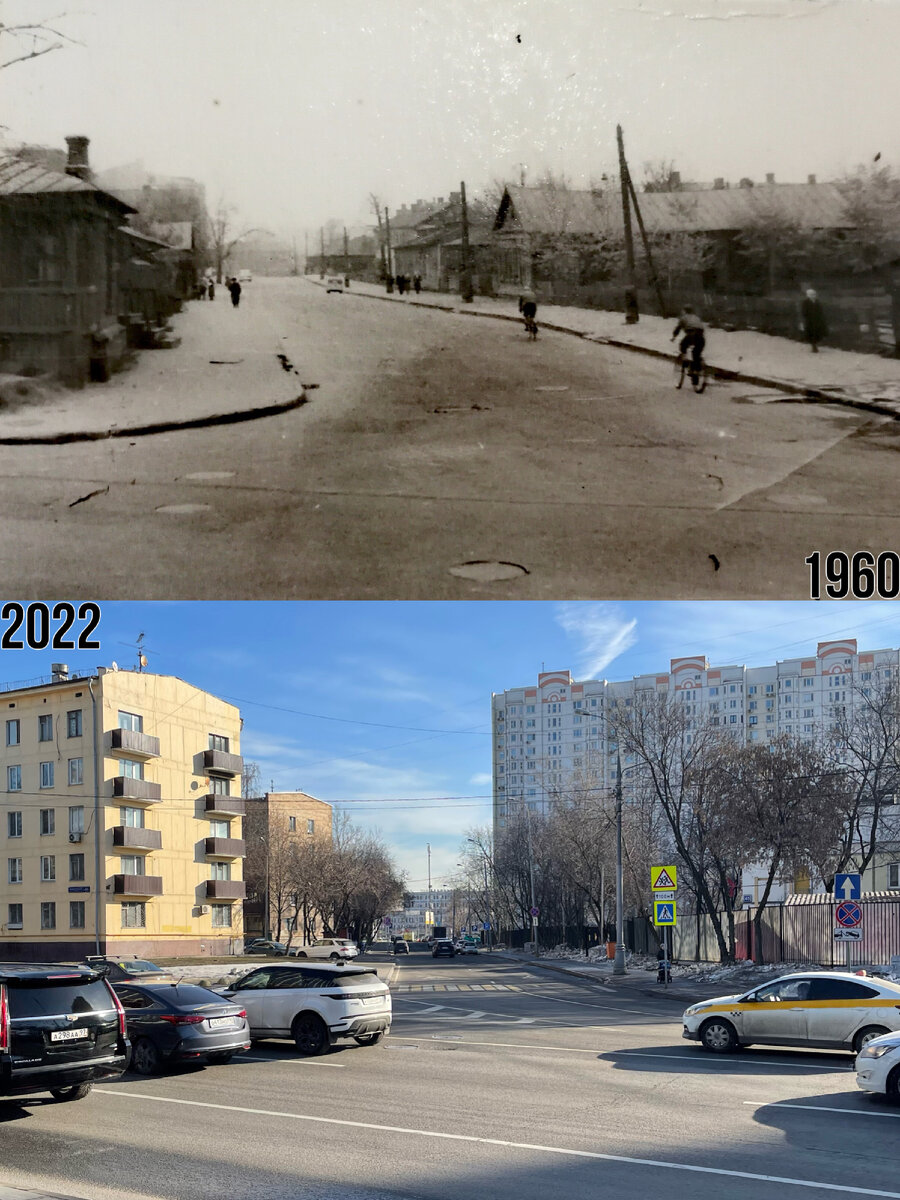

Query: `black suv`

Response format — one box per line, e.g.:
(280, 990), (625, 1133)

(432, 940), (456, 958)
(0, 962), (130, 1102)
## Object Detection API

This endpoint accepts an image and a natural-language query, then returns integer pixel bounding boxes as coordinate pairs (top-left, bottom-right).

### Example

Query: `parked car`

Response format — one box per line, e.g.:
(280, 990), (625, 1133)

(243, 939), (288, 957)
(83, 955), (172, 983)
(238, 269), (252, 283)
(325, 276), (345, 293)
(113, 982), (250, 1075)
(683, 971), (900, 1054)
(290, 938), (358, 962)
(220, 963), (391, 1056)
(856, 1029), (900, 1099)
(432, 939), (456, 959)
(0, 962), (129, 1102)
(454, 941), (479, 955)
(392, 939), (410, 955)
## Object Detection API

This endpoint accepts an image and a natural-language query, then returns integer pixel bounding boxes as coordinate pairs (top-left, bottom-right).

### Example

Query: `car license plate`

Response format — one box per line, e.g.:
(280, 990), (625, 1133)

(50, 1028), (89, 1042)
(208, 1016), (236, 1028)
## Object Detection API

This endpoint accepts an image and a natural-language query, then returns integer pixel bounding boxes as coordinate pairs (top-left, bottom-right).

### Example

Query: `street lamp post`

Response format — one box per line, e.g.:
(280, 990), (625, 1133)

(614, 753), (627, 975)
(260, 835), (271, 941)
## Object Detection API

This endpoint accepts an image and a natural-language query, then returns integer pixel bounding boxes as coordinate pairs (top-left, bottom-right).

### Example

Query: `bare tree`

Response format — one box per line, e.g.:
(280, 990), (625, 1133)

(208, 198), (269, 283)
(1, 13), (80, 71)
(642, 160), (684, 193)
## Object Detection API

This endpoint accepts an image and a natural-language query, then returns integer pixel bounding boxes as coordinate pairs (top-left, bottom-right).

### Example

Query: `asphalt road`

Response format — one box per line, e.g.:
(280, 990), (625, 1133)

(0, 277), (895, 598)
(1, 951), (897, 1200)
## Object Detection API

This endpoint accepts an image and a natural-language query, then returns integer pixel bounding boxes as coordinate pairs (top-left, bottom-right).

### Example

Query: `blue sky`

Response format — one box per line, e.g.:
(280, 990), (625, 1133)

(3, 601), (900, 886)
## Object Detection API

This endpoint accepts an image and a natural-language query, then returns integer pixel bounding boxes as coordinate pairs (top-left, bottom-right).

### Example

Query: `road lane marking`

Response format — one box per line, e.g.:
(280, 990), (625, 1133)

(614, 1049), (850, 1072)
(93, 1089), (900, 1197)
(241, 1055), (345, 1067)
(744, 1100), (900, 1120)
(514, 987), (661, 1016)
(390, 1035), (610, 1053)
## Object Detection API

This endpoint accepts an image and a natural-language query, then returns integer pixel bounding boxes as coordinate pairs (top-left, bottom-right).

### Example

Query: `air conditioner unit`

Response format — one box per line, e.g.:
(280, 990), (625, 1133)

(69, 832), (83, 843)
(200, 905), (210, 915)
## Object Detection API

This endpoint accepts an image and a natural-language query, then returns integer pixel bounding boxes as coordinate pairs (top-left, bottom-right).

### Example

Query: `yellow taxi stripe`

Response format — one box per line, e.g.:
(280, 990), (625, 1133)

(695, 998), (900, 1016)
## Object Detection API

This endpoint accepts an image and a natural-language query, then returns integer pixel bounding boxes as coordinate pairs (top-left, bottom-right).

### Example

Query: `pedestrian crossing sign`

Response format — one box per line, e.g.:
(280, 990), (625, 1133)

(653, 900), (676, 926)
(651, 865), (677, 891)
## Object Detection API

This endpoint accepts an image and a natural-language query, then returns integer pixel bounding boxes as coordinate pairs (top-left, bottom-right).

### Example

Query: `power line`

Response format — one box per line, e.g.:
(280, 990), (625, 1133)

(220, 693), (491, 736)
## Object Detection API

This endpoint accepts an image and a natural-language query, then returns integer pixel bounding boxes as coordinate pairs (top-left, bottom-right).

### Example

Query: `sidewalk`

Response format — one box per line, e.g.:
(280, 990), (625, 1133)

(319, 277), (900, 419)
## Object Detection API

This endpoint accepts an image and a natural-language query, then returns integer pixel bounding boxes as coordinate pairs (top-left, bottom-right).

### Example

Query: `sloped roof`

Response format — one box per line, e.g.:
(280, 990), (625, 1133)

(497, 182), (852, 237)
(149, 220), (193, 250)
(119, 225), (172, 249)
(0, 155), (135, 211)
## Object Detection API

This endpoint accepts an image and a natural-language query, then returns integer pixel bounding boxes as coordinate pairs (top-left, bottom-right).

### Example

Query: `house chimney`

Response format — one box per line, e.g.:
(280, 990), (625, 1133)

(766, 172), (775, 184)
(739, 177), (754, 189)
(713, 177), (725, 190)
(807, 173), (816, 185)
(65, 136), (91, 181)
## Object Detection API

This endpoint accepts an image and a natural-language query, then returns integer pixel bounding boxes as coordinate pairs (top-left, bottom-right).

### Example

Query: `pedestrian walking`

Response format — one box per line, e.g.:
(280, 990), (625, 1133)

(207, 279), (215, 301)
(413, 272), (422, 294)
(801, 287), (828, 352)
(228, 277), (242, 308)
(396, 273), (406, 295)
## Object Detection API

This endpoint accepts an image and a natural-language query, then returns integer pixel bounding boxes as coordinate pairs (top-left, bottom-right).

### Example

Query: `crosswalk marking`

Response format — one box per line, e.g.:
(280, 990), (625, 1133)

(392, 983), (519, 994)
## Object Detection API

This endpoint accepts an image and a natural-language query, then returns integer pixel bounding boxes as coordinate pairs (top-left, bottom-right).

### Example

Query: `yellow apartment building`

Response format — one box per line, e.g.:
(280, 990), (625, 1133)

(0, 663), (245, 961)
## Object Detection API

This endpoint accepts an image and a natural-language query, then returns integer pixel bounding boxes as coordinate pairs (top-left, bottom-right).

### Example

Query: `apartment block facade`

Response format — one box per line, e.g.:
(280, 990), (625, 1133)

(493, 640), (900, 898)
(0, 664), (244, 961)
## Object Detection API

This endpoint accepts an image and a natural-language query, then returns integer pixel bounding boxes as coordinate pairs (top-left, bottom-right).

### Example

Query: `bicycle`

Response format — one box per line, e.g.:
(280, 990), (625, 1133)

(523, 314), (538, 340)
(674, 348), (708, 393)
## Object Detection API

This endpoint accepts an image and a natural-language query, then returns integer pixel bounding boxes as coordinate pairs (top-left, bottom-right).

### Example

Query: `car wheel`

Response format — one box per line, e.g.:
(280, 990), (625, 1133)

(131, 1036), (162, 1075)
(292, 1013), (329, 1057)
(886, 1064), (900, 1101)
(854, 1026), (891, 1053)
(699, 1018), (739, 1053)
(206, 1051), (234, 1065)
(330, 953), (341, 962)
(295, 951), (307, 958)
(49, 1082), (93, 1101)
(354, 1032), (384, 1047)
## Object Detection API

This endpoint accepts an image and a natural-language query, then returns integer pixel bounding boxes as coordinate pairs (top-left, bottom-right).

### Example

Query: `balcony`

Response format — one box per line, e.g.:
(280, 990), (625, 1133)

(203, 749), (243, 777)
(110, 728), (160, 758)
(112, 873), (163, 897)
(111, 777), (161, 803)
(205, 837), (245, 859)
(205, 879), (246, 901)
(204, 794), (245, 818)
(113, 826), (162, 851)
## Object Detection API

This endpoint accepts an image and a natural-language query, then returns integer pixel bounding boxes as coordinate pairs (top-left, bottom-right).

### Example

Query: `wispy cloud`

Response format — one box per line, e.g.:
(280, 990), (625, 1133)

(555, 603), (638, 678)
(469, 772), (492, 786)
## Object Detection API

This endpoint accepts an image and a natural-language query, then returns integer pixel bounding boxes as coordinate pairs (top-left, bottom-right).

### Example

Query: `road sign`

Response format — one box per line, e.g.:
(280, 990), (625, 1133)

(530, 907), (539, 917)
(654, 891), (676, 903)
(483, 922), (491, 931)
(834, 927), (862, 942)
(383, 917), (392, 927)
(651, 865), (677, 891)
(835, 900), (862, 928)
(653, 900), (676, 926)
(834, 872), (861, 901)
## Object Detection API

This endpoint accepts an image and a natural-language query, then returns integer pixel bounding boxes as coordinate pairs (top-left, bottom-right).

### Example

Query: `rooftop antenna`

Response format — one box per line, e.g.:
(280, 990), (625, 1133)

(117, 631), (150, 672)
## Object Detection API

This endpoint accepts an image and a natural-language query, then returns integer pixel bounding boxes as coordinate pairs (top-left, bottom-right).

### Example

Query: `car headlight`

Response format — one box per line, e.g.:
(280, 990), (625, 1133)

(859, 1044), (896, 1059)
(684, 1005), (703, 1016)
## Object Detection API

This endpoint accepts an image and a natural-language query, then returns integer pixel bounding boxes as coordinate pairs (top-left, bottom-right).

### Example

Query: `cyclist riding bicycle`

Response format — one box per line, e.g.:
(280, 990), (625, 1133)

(518, 288), (538, 337)
(671, 306), (705, 367)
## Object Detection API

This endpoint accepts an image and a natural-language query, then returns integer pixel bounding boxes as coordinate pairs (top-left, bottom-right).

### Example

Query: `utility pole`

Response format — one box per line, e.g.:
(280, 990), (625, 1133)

(525, 803), (538, 955)
(625, 170), (668, 317)
(426, 842), (432, 937)
(319, 227), (325, 279)
(614, 753), (627, 975)
(384, 206), (393, 291)
(459, 180), (473, 303)
(616, 124), (639, 323)
(343, 225), (350, 282)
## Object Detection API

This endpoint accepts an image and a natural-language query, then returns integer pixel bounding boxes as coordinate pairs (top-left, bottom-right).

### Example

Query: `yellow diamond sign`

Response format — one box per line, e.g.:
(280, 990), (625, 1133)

(651, 865), (677, 891)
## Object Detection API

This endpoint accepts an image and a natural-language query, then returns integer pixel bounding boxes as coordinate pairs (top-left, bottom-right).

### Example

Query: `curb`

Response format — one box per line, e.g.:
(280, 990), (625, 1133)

(310, 279), (900, 420)
(505, 954), (708, 1005)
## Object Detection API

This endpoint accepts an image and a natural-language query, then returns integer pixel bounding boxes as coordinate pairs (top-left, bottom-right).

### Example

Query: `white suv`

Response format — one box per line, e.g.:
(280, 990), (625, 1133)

(222, 964), (390, 1055)
(291, 938), (358, 962)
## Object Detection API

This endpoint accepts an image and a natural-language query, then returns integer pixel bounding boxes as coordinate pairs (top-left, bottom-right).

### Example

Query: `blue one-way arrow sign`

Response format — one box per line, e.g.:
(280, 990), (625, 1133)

(834, 872), (861, 901)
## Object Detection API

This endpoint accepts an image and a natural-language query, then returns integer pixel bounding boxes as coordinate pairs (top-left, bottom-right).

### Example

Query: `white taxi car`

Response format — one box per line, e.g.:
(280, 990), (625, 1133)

(221, 963), (390, 1056)
(856, 1029), (900, 1098)
(683, 971), (900, 1054)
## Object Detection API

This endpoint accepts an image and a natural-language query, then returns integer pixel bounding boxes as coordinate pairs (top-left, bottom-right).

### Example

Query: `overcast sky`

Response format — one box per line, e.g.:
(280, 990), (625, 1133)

(2, 0), (899, 240)
(4, 600), (900, 890)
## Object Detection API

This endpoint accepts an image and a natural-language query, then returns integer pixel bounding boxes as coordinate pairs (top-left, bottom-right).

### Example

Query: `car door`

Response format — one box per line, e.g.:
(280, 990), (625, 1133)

(262, 967), (315, 1034)
(806, 978), (886, 1047)
(738, 977), (812, 1045)
(226, 969), (276, 1035)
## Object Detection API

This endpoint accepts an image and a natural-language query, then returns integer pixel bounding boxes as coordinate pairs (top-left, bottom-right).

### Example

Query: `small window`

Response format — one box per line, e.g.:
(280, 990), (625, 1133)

(6, 718), (19, 746)
(288, 816), (297, 832)
(209, 776), (230, 795)
(40, 854), (56, 882)
(68, 758), (83, 786)
(307, 819), (315, 835)
(210, 861), (231, 881)
(888, 863), (900, 890)
(118, 711), (143, 733)
(7, 765), (21, 792)
(808, 978), (878, 1001)
(40, 762), (54, 789)
(121, 902), (146, 928)
(120, 807), (145, 829)
(69, 900), (85, 929)
(119, 855), (145, 876)
(118, 759), (145, 780)
(209, 733), (229, 752)
(40, 808), (55, 835)
(67, 710), (83, 738)
(40, 901), (56, 930)
(7, 811), (22, 838)
(211, 904), (231, 927)
(209, 819), (228, 837)
(7, 902), (22, 929)
(8, 857), (22, 884)
(69, 806), (85, 834)
(38, 714), (53, 742)
(69, 853), (85, 881)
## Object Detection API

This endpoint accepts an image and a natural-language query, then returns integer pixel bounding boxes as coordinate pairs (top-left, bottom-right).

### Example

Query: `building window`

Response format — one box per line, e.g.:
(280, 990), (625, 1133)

(7, 903), (22, 929)
(211, 904), (231, 928)
(210, 861), (231, 881)
(70, 901), (85, 929)
(118, 759), (144, 780)
(69, 853), (85, 881)
(38, 714), (53, 742)
(40, 901), (56, 930)
(209, 819), (228, 837)
(6, 718), (19, 746)
(7, 765), (21, 792)
(69, 806), (84, 835)
(307, 819), (315, 834)
(119, 855), (145, 876)
(118, 711), (143, 733)
(40, 855), (55, 882)
(120, 806), (144, 829)
(40, 762), (54, 789)
(7, 811), (22, 838)
(288, 816), (297, 832)
(67, 710), (82, 738)
(209, 776), (230, 795)
(68, 758), (83, 786)
(121, 902), (146, 929)
(40, 808), (55, 836)
(209, 733), (229, 752)
(8, 857), (22, 884)
(888, 863), (900, 890)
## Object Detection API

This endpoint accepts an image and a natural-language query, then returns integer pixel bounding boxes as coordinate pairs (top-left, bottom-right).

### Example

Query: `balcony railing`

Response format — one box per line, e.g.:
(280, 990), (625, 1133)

(205, 879), (246, 901)
(205, 837), (245, 859)
(113, 826), (162, 851)
(204, 794), (245, 817)
(112, 873), (163, 897)
(111, 777), (161, 803)
(203, 749), (243, 777)
(110, 729), (160, 758)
